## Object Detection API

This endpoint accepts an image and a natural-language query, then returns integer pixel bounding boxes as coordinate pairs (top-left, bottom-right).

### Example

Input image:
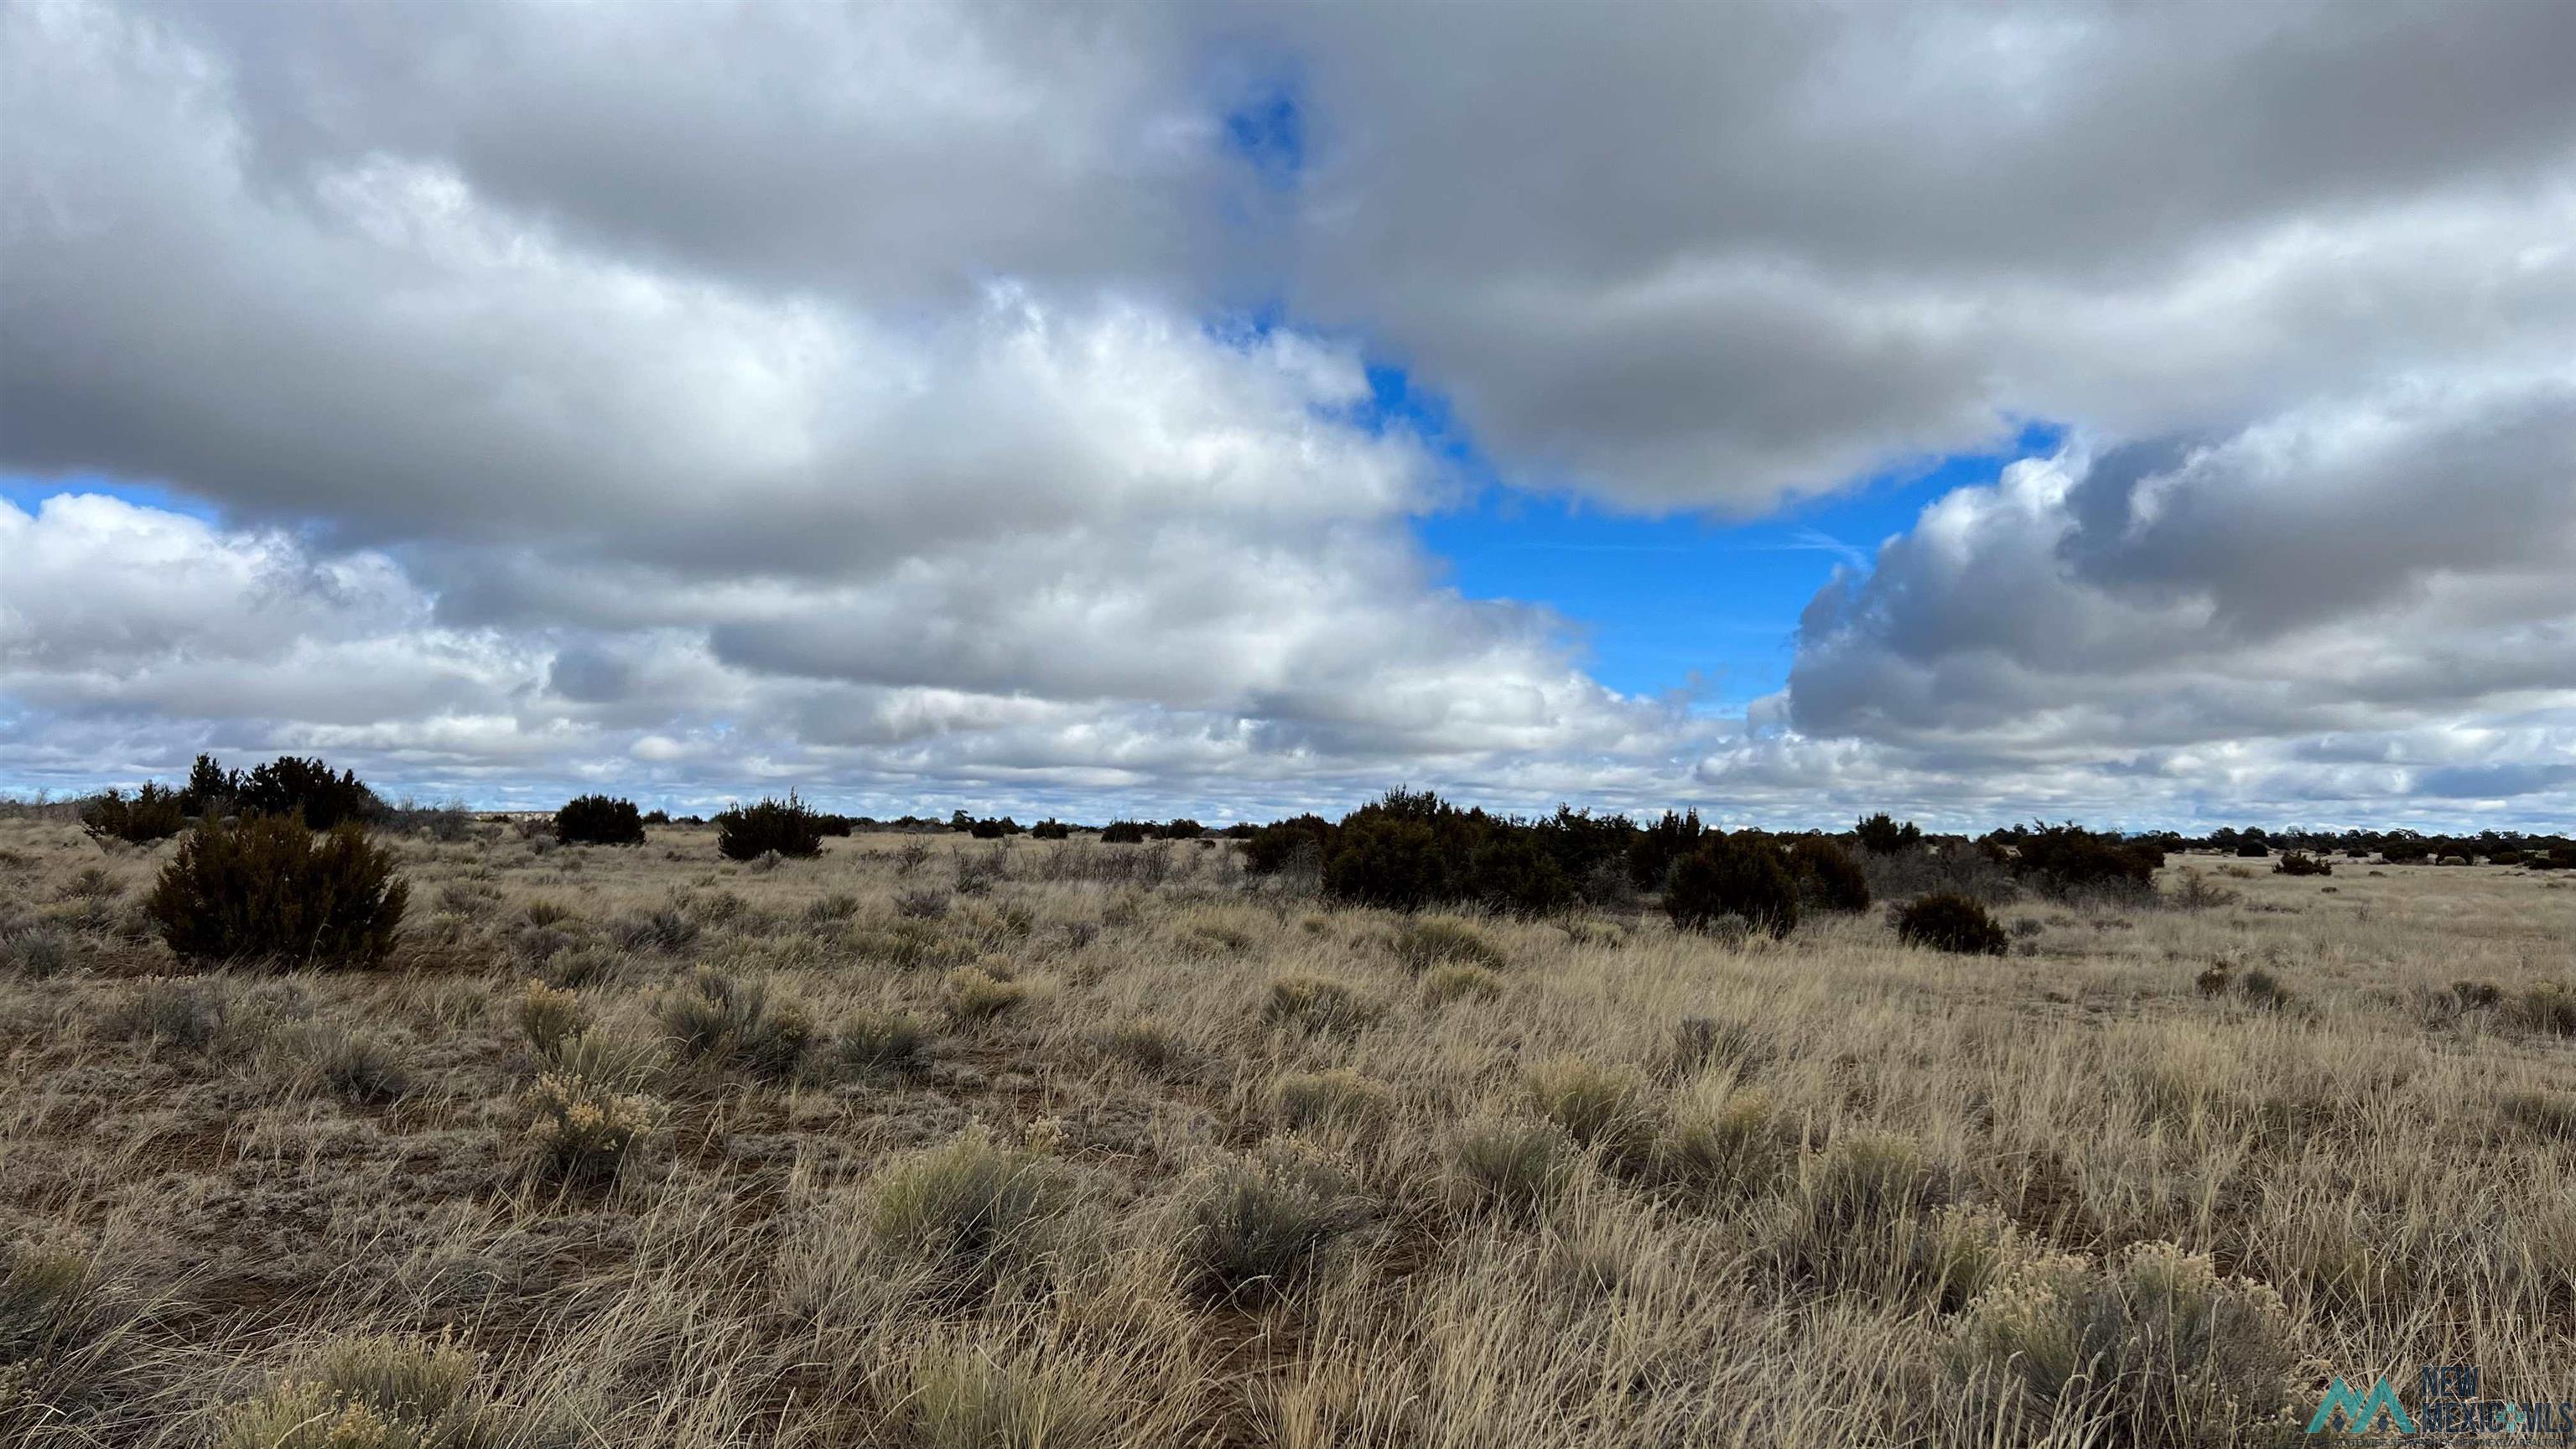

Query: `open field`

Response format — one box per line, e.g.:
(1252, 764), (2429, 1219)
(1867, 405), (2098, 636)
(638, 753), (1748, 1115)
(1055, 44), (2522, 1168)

(4, 815), (2572, 1446)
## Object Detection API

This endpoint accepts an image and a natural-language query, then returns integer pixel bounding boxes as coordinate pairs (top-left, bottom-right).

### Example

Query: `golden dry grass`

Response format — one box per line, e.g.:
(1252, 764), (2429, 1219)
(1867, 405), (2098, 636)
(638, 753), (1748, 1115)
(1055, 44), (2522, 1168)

(3, 815), (2570, 1446)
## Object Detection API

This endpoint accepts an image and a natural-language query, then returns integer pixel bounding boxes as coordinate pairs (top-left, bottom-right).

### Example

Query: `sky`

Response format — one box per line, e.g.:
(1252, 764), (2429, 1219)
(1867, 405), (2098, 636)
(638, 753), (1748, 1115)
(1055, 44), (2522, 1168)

(3, 0), (2573, 832)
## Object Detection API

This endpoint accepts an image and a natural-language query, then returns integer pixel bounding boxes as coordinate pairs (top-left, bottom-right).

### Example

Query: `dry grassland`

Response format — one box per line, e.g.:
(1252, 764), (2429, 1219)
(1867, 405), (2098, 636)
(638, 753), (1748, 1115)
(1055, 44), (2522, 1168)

(3, 816), (2571, 1446)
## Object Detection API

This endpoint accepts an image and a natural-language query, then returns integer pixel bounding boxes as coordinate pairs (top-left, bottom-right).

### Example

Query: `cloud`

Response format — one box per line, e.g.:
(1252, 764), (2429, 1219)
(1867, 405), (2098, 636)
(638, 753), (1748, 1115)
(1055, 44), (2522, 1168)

(1259, 2), (2576, 508)
(6, 0), (2574, 826)
(1763, 374), (2576, 823)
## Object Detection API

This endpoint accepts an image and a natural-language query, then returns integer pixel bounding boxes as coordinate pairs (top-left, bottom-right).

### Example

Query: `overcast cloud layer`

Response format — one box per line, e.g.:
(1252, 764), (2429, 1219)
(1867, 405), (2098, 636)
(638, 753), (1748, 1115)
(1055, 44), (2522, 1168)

(4, 0), (2573, 828)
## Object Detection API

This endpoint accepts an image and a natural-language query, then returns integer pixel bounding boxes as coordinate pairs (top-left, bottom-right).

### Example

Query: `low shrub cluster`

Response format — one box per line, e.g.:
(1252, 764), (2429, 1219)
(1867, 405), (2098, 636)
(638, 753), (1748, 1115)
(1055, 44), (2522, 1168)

(1982, 821), (2163, 900)
(1945, 1242), (2298, 1447)
(657, 969), (815, 1079)
(213, 1333), (496, 1449)
(2272, 850), (2332, 876)
(1242, 791), (1893, 922)
(80, 782), (187, 844)
(1894, 893), (2007, 955)
(554, 793), (647, 846)
(522, 1072), (659, 1186)
(714, 792), (826, 860)
(1666, 834), (1799, 938)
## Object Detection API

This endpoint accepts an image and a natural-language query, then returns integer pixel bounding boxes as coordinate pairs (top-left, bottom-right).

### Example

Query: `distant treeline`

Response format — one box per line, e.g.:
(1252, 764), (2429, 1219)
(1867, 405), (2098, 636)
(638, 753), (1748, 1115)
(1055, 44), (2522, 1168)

(66, 756), (2575, 880)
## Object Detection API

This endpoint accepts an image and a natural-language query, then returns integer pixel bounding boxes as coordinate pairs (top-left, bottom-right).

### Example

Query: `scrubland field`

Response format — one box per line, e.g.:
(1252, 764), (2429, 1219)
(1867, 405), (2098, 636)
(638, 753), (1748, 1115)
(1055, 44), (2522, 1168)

(3, 814), (2572, 1447)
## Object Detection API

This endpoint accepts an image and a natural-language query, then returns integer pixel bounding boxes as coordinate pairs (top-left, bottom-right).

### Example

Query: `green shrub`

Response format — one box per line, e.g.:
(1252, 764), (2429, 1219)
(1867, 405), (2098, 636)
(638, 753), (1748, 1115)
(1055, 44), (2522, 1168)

(1773, 1131), (1946, 1291)
(147, 815), (408, 967)
(1158, 818), (1203, 839)
(1894, 893), (2007, 955)
(179, 753), (236, 816)
(2272, 850), (2331, 876)
(514, 979), (588, 1055)
(1990, 822), (2163, 898)
(1460, 830), (1572, 916)
(1788, 837), (1871, 912)
(230, 755), (381, 829)
(2239, 967), (2290, 1011)
(1665, 835), (1798, 938)
(261, 1021), (410, 1104)
(1662, 1015), (1769, 1082)
(1029, 818), (1071, 839)
(100, 975), (234, 1052)
(1178, 1153), (1363, 1306)
(713, 792), (825, 861)
(1613, 808), (1699, 892)
(80, 782), (187, 844)
(1093, 1016), (1191, 1076)
(1242, 816), (1332, 875)
(2504, 982), (2576, 1036)
(1652, 1085), (1800, 1203)
(1099, 821), (1150, 844)
(1322, 816), (1448, 911)
(553, 794), (646, 846)
(1853, 813), (1923, 854)
(1945, 1242), (2298, 1448)
(3, 927), (72, 979)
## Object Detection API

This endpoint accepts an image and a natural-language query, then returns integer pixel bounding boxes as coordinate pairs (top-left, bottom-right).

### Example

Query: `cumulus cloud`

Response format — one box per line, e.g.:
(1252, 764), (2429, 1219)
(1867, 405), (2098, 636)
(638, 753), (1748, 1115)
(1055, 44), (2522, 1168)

(1774, 375), (2576, 823)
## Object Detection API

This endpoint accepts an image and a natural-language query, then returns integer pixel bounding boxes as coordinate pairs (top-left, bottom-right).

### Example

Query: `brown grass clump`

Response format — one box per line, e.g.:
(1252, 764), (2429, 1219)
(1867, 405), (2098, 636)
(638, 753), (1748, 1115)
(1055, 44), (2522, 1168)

(941, 964), (1028, 1025)
(1389, 917), (1506, 974)
(1263, 975), (1375, 1035)
(1447, 1119), (1575, 1216)
(867, 1129), (1071, 1291)
(1176, 1150), (1366, 1306)
(834, 1008), (932, 1077)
